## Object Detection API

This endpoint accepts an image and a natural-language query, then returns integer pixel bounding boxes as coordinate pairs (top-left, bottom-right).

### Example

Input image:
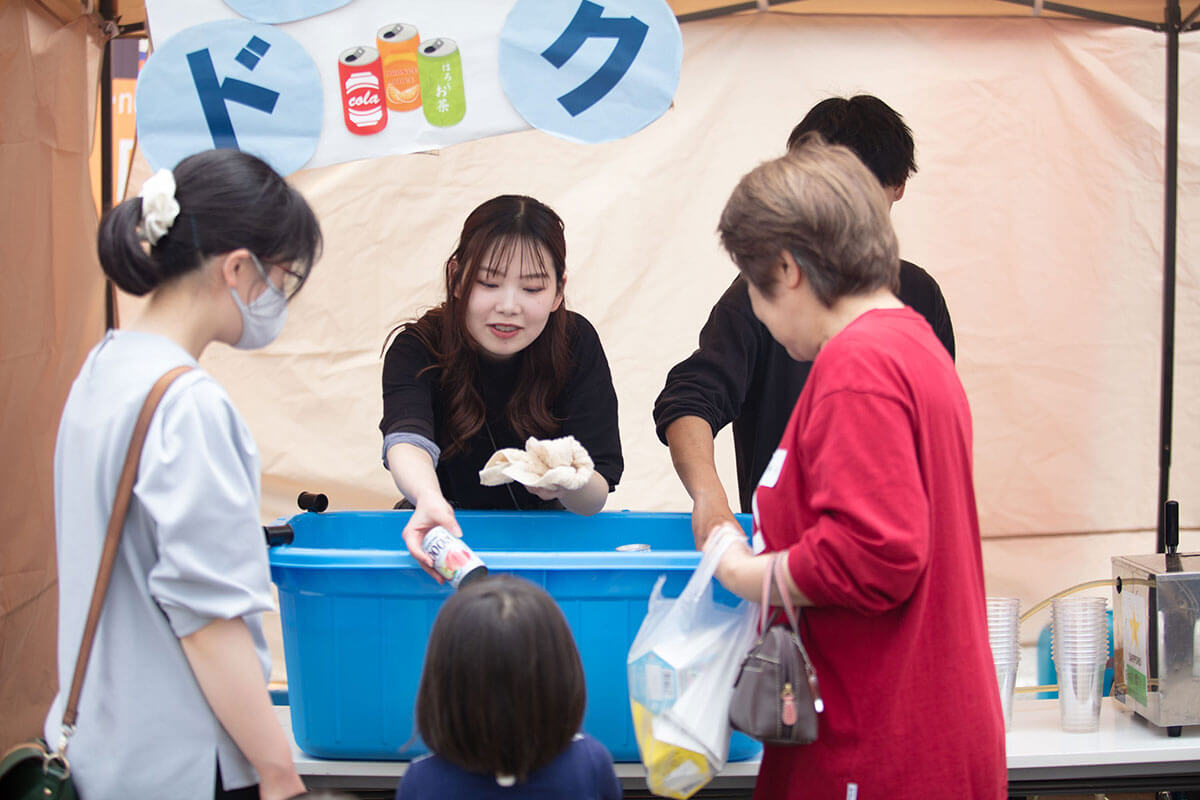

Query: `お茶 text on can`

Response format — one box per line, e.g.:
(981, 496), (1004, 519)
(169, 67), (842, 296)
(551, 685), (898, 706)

(376, 23), (421, 112)
(416, 37), (466, 127)
(421, 526), (487, 589)
(337, 46), (386, 135)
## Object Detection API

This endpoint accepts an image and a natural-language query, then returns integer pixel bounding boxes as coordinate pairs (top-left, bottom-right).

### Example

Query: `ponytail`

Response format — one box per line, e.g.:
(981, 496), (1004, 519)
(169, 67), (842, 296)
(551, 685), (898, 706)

(96, 198), (171, 296)
(95, 149), (322, 297)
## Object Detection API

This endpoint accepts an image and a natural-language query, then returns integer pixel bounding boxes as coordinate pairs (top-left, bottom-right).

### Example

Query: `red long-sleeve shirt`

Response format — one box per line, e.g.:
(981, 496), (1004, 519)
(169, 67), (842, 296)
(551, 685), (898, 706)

(752, 308), (1005, 800)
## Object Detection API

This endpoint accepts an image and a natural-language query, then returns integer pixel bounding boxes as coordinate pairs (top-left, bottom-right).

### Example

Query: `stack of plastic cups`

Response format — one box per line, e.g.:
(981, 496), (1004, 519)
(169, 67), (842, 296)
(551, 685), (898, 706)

(1051, 597), (1109, 732)
(986, 597), (1021, 730)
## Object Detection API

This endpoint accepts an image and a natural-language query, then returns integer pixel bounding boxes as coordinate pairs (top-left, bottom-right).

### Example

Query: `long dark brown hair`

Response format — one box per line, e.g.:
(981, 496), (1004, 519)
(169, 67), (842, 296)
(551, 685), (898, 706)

(415, 575), (586, 782)
(393, 195), (573, 458)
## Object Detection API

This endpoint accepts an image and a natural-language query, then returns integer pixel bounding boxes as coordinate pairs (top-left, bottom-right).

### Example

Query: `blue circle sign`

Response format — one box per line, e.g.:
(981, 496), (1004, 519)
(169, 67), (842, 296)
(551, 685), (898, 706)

(221, 0), (351, 24)
(499, 0), (682, 144)
(136, 20), (323, 176)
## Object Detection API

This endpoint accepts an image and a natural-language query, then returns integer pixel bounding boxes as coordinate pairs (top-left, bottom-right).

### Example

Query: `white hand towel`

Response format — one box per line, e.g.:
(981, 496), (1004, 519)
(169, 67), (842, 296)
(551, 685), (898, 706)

(479, 435), (595, 491)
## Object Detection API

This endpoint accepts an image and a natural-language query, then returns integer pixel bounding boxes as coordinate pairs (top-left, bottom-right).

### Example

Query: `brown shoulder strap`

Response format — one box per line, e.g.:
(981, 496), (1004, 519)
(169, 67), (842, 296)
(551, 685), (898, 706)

(62, 365), (194, 730)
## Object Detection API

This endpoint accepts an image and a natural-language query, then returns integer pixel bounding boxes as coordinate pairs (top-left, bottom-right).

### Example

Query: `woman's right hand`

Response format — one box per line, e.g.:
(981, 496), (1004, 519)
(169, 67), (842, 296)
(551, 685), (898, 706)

(387, 442), (461, 584)
(691, 491), (740, 551)
(402, 494), (461, 583)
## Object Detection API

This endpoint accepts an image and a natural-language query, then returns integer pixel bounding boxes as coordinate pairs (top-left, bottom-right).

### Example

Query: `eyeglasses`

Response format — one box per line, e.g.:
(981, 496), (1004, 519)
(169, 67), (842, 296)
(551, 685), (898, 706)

(249, 252), (306, 299)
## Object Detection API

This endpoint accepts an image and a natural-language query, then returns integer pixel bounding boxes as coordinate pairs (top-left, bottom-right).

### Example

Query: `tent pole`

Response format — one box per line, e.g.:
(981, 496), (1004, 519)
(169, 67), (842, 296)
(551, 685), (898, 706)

(1184, 3), (1200, 29)
(995, 0), (1162, 30)
(100, 0), (116, 330)
(1157, 1), (1180, 553)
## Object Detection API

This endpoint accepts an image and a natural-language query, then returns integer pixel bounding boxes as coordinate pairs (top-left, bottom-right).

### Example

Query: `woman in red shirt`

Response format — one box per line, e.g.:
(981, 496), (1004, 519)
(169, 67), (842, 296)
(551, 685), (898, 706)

(711, 136), (1006, 799)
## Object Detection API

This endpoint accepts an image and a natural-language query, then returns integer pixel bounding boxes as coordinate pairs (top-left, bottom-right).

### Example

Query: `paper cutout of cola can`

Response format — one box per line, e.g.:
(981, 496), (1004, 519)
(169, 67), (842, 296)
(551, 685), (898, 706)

(338, 46), (387, 135)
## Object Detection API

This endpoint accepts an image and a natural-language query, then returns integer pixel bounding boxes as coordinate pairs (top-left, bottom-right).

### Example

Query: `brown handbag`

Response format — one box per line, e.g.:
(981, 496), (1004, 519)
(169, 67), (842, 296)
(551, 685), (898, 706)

(728, 553), (824, 745)
(0, 366), (192, 800)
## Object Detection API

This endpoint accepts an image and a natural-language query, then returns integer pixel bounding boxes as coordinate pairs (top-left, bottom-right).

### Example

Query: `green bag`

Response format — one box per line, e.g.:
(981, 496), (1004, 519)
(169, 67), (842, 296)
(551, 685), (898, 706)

(0, 739), (77, 800)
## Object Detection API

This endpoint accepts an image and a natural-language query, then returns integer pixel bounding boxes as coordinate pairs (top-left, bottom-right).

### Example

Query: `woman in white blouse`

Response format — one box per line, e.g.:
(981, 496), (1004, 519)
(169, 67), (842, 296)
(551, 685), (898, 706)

(45, 149), (321, 800)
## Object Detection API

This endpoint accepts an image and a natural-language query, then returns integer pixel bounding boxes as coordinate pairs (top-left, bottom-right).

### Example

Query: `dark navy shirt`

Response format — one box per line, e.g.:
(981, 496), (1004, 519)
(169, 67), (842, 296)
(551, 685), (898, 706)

(394, 734), (622, 800)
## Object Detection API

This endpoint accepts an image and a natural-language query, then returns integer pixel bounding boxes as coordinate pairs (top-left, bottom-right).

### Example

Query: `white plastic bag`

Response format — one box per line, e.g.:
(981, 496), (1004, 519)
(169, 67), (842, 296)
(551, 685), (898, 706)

(627, 531), (758, 799)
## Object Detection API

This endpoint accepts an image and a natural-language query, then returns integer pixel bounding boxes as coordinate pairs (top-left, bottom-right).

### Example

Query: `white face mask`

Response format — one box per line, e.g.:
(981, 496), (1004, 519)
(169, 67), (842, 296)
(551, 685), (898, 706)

(230, 253), (288, 350)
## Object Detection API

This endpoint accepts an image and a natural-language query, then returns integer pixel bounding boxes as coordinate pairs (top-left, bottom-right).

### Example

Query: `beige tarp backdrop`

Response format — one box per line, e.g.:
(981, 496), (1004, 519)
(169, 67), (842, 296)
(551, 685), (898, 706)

(173, 12), (1198, 603)
(0, 1), (105, 743)
(87, 10), (1200, 668)
(3, 3), (1198, 743)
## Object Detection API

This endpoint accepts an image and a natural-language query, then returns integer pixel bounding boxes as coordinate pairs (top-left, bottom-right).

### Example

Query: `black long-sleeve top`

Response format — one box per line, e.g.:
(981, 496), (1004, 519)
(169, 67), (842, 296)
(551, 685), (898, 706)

(382, 311), (623, 510)
(652, 261), (955, 513)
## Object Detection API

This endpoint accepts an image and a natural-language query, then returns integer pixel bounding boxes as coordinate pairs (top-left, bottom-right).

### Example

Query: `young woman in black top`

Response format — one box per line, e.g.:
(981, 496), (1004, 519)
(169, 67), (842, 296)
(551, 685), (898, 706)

(381, 195), (623, 579)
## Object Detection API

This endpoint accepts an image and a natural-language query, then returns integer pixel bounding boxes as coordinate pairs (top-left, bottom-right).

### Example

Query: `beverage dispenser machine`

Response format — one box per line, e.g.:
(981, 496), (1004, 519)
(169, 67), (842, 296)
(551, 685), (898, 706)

(1112, 502), (1200, 735)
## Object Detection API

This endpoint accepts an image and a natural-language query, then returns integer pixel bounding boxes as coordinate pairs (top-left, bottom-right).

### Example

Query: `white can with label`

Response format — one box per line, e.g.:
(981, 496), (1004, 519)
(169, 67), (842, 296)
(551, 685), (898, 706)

(421, 526), (488, 589)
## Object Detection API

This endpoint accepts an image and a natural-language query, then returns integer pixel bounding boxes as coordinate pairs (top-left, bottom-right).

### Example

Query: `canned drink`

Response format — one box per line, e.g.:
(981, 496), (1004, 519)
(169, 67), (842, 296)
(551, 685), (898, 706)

(416, 37), (466, 127)
(421, 526), (487, 589)
(376, 23), (421, 111)
(337, 46), (387, 135)
(616, 543), (651, 552)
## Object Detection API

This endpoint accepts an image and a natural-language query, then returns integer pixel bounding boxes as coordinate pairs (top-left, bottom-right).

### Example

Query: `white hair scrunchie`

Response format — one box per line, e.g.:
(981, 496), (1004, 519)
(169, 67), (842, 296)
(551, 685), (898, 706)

(138, 168), (180, 246)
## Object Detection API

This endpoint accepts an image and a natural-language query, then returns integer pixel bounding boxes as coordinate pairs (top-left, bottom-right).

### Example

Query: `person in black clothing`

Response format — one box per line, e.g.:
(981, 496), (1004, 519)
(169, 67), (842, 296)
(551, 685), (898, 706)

(653, 95), (955, 548)
(381, 195), (622, 580)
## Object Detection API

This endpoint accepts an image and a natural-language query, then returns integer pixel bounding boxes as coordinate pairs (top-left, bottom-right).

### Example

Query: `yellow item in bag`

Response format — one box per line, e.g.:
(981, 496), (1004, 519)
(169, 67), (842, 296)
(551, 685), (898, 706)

(630, 700), (715, 800)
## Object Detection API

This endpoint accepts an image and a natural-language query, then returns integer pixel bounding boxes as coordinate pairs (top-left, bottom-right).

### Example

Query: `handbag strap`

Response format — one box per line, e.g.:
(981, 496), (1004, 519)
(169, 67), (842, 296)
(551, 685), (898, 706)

(758, 553), (773, 632)
(759, 552), (803, 634)
(772, 554), (802, 634)
(767, 552), (824, 713)
(61, 365), (194, 734)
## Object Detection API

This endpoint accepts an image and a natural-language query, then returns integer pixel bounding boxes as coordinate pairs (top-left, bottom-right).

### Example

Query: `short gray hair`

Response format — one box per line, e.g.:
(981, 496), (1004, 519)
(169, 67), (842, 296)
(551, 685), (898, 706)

(718, 134), (899, 307)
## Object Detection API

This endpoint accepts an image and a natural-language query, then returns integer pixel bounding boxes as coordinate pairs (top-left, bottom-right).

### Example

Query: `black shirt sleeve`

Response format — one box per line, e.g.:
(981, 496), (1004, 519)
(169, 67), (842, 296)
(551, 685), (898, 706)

(652, 276), (762, 444)
(379, 325), (438, 442)
(897, 260), (956, 360)
(559, 313), (624, 491)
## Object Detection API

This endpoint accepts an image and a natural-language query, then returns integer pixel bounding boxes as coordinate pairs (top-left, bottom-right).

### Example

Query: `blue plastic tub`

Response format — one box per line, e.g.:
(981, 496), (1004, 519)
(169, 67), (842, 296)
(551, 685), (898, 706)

(269, 509), (763, 763)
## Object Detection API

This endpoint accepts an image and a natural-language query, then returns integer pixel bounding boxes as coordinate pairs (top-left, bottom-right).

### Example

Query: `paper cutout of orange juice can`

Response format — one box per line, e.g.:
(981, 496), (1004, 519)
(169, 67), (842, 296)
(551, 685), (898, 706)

(337, 46), (387, 135)
(417, 37), (466, 127)
(376, 23), (421, 112)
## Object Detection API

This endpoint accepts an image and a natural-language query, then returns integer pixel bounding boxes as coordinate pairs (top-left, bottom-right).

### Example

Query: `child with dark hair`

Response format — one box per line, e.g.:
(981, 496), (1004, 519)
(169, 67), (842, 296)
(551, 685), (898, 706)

(380, 195), (623, 580)
(396, 575), (621, 799)
(45, 149), (321, 800)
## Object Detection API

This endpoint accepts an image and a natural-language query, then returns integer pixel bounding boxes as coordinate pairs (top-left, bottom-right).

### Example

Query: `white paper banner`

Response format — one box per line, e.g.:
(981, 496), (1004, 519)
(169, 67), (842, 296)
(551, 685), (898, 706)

(141, 0), (681, 173)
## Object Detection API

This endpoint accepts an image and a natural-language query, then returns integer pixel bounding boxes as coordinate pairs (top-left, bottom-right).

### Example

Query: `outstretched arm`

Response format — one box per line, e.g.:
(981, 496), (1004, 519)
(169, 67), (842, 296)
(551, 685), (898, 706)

(665, 416), (739, 550)
(712, 536), (812, 608)
(387, 441), (459, 583)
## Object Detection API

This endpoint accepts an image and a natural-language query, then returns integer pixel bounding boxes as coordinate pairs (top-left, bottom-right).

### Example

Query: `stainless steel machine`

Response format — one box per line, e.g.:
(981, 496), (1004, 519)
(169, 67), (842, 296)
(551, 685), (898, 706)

(1112, 502), (1200, 734)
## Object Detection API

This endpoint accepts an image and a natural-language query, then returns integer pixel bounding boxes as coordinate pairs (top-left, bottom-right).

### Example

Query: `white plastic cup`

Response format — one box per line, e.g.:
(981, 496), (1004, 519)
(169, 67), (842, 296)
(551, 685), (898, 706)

(986, 597), (1021, 730)
(986, 597), (1020, 660)
(1050, 596), (1108, 732)
(1056, 659), (1105, 732)
(995, 662), (1019, 730)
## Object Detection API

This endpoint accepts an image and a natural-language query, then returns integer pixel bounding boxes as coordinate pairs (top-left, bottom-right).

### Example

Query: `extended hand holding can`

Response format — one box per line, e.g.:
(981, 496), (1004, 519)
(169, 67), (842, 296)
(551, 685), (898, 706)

(400, 498), (460, 583)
